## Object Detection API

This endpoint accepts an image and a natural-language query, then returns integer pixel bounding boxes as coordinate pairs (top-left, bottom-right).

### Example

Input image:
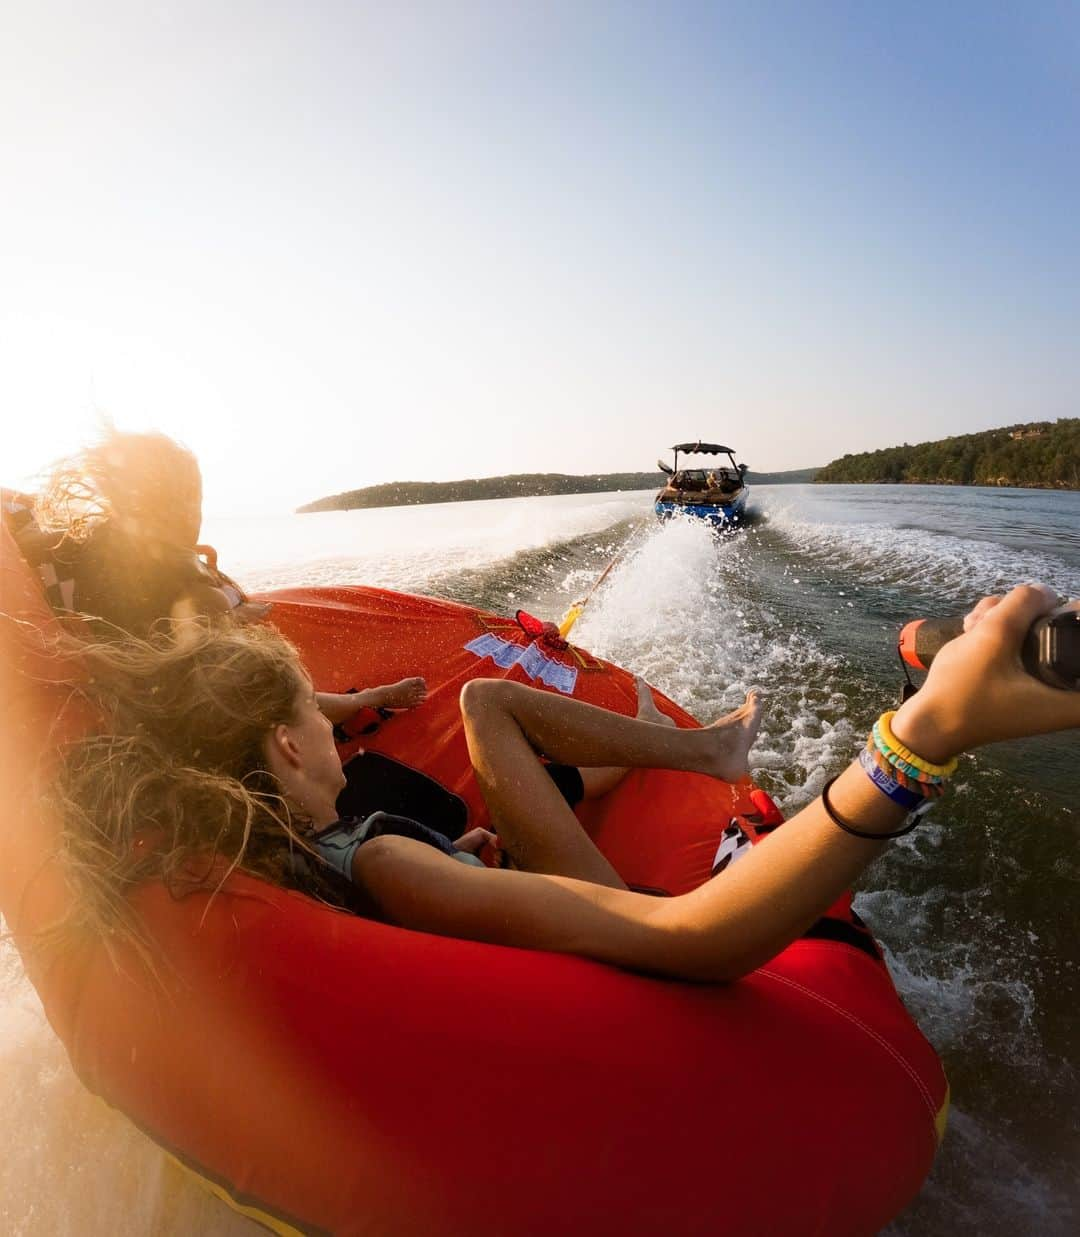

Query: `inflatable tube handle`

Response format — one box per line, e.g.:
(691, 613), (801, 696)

(899, 603), (1080, 691)
(898, 617), (964, 671)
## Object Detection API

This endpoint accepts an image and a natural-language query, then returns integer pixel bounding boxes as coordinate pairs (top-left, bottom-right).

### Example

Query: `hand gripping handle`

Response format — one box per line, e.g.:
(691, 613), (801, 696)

(898, 602), (1080, 691)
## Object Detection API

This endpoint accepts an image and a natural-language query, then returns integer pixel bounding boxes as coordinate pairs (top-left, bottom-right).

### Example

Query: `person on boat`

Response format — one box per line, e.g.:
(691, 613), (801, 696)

(2, 427), (429, 719)
(47, 584), (1080, 981)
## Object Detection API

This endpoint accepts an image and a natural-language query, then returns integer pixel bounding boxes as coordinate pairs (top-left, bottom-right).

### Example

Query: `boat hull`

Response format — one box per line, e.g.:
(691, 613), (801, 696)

(654, 491), (748, 526)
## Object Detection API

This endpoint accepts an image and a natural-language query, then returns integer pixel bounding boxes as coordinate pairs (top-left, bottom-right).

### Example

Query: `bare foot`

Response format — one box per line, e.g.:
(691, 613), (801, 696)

(372, 676), (428, 710)
(700, 690), (764, 782)
(635, 677), (676, 728)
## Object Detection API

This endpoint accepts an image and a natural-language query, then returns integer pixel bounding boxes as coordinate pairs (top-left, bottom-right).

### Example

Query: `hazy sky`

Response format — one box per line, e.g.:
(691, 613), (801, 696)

(3, 1), (1078, 514)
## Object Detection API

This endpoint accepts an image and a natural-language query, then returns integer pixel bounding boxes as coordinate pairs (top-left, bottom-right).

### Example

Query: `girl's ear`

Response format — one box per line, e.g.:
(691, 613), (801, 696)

(267, 722), (303, 771)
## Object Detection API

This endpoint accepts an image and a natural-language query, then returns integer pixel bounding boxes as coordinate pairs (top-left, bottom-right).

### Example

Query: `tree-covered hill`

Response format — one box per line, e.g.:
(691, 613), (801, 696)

(297, 472), (663, 512)
(297, 466), (819, 512)
(816, 419), (1080, 489)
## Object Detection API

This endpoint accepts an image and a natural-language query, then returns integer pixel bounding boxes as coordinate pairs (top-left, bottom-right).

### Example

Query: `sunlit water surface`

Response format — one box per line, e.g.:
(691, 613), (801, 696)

(3, 484), (1078, 1235)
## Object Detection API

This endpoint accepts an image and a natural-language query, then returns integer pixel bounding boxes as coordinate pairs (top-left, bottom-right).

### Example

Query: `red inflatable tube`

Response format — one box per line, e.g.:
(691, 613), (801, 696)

(0, 528), (947, 1235)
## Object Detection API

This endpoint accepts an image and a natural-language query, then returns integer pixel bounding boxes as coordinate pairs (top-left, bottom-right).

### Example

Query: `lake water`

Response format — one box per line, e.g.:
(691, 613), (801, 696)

(2, 483), (1078, 1234)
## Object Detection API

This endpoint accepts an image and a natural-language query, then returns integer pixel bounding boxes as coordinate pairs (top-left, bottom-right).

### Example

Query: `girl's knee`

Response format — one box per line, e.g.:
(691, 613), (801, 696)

(459, 677), (521, 718)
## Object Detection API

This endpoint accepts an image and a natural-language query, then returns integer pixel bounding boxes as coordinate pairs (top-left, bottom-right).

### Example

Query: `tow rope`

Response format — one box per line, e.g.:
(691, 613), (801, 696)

(557, 548), (626, 638)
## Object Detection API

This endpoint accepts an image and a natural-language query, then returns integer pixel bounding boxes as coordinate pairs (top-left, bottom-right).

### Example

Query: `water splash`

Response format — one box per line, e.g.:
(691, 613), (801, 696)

(576, 516), (857, 804)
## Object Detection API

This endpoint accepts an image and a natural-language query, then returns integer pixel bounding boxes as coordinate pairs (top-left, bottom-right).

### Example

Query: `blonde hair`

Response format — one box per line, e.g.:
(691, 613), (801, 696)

(48, 623), (314, 950)
(30, 427), (212, 640)
(36, 426), (202, 545)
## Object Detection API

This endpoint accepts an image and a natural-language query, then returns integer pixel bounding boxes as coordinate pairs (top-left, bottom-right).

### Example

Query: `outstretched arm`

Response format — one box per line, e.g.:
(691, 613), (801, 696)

(354, 757), (904, 982)
(356, 585), (1080, 982)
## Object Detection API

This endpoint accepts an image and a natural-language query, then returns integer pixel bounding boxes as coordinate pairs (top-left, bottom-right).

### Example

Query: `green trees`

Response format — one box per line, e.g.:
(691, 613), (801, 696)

(816, 419), (1080, 489)
(297, 466), (820, 513)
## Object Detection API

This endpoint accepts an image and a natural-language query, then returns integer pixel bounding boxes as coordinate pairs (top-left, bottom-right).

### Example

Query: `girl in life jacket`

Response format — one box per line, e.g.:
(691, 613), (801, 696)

(42, 583), (1080, 982)
(3, 427), (621, 839)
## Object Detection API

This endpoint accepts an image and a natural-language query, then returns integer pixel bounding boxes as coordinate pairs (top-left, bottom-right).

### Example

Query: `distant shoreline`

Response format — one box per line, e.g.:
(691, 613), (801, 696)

(814, 417), (1079, 489)
(297, 467), (820, 513)
(819, 478), (1078, 491)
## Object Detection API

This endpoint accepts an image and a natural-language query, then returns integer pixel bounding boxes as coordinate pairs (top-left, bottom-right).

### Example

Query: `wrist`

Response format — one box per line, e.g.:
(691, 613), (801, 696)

(889, 698), (962, 765)
(826, 761), (909, 837)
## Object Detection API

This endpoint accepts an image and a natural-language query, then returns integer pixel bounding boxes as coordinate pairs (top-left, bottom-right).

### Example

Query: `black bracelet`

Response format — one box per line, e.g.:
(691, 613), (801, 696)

(821, 776), (921, 840)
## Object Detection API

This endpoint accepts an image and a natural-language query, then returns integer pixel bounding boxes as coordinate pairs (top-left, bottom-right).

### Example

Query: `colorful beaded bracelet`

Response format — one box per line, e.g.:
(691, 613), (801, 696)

(870, 726), (948, 785)
(864, 739), (947, 797)
(856, 708), (960, 816)
(875, 711), (959, 779)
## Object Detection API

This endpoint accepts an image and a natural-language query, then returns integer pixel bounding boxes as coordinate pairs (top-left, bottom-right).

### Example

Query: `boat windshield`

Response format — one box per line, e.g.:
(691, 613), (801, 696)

(672, 469), (709, 488)
(669, 468), (740, 492)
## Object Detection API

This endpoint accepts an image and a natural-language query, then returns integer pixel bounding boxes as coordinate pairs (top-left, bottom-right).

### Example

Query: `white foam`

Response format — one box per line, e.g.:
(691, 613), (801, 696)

(853, 877), (1067, 1081)
(765, 504), (1080, 602)
(203, 490), (654, 595)
(575, 516), (857, 802)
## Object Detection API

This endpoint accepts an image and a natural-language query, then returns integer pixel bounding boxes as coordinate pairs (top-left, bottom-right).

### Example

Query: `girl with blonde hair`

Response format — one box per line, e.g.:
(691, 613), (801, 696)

(3, 426), (428, 712)
(50, 585), (1080, 981)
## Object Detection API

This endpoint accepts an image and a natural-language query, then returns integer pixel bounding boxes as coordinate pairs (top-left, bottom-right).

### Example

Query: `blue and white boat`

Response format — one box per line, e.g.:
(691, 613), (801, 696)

(654, 441), (749, 527)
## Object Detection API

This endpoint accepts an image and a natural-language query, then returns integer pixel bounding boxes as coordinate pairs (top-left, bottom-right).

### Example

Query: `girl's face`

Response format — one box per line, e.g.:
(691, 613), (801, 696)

(284, 676), (347, 803)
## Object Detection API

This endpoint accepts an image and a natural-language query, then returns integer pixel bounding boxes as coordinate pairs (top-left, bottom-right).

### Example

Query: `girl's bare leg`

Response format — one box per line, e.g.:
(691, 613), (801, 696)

(460, 678), (762, 889)
(358, 585), (1080, 982)
(579, 679), (677, 799)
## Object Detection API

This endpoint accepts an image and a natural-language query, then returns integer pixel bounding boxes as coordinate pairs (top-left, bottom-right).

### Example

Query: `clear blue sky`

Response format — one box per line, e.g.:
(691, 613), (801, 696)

(3, 1), (1077, 513)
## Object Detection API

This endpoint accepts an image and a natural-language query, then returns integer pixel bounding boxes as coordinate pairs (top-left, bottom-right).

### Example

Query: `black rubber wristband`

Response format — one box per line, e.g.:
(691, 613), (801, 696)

(821, 776), (922, 840)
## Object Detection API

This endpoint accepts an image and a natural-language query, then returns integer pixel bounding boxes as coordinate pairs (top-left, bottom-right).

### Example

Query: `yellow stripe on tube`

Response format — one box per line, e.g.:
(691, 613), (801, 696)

(934, 1081), (951, 1146)
(163, 1150), (307, 1237)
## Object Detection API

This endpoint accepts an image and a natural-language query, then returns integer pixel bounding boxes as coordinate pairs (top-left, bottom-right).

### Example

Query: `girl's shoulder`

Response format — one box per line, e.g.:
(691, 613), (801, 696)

(1, 488), (79, 611)
(196, 544), (248, 609)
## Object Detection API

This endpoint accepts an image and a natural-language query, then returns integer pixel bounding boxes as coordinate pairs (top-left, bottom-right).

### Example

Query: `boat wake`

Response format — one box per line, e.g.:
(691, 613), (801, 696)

(763, 505), (1080, 604)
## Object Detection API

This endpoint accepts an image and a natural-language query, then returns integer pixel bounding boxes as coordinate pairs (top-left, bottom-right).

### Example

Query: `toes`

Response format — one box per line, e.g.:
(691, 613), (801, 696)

(634, 676), (659, 714)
